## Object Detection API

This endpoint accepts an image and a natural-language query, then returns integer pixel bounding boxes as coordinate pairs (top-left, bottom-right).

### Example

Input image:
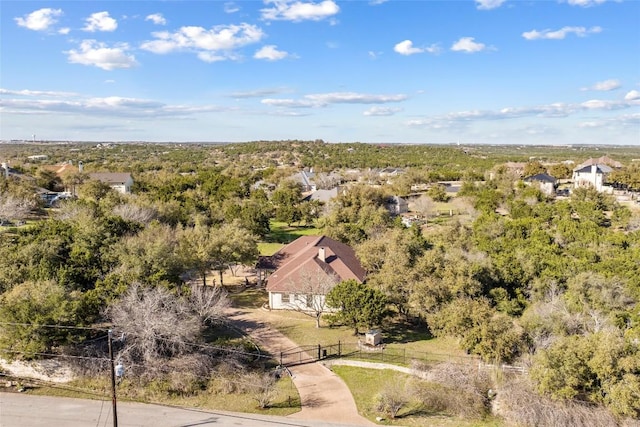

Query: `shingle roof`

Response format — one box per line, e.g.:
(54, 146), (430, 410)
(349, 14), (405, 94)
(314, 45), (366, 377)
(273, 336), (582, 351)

(88, 172), (132, 184)
(265, 235), (366, 293)
(573, 164), (613, 174)
(524, 173), (557, 183)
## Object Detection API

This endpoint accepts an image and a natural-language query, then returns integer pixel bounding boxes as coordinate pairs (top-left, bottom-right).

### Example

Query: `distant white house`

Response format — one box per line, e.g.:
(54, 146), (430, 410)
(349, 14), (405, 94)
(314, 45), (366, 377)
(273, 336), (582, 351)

(572, 164), (613, 193)
(523, 173), (557, 196)
(88, 172), (134, 194)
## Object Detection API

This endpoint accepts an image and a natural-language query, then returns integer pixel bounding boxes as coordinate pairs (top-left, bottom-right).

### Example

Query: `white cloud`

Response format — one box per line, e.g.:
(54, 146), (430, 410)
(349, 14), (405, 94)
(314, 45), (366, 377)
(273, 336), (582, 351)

(58, 27), (70, 35)
(394, 40), (423, 56)
(475, 0), (507, 10)
(566, 0), (608, 7)
(305, 92), (407, 104)
(0, 88), (79, 97)
(394, 40), (440, 56)
(145, 13), (166, 25)
(15, 8), (62, 32)
(83, 11), (118, 32)
(254, 45), (290, 61)
(625, 90), (640, 101)
(261, 0), (340, 22)
(261, 98), (316, 108)
(140, 24), (265, 61)
(451, 37), (487, 53)
(262, 92), (408, 108)
(406, 94), (639, 129)
(65, 40), (137, 70)
(363, 106), (402, 116)
(522, 26), (602, 40)
(224, 2), (240, 13)
(581, 79), (621, 91)
(369, 0), (389, 4)
(230, 88), (289, 98)
(1, 92), (230, 118)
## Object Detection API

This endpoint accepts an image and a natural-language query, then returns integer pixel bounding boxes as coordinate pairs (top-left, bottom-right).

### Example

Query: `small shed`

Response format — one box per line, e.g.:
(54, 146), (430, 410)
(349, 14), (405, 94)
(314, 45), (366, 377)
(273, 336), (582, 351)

(365, 330), (382, 346)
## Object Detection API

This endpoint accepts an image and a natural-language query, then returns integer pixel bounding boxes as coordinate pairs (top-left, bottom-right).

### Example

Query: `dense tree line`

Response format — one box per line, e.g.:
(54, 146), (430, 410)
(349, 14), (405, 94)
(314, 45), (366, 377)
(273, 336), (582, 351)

(1, 141), (639, 418)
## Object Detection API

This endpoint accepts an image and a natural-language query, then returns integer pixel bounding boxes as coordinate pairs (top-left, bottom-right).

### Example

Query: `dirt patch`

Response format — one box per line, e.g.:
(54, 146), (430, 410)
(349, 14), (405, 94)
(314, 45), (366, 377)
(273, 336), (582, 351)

(0, 358), (74, 383)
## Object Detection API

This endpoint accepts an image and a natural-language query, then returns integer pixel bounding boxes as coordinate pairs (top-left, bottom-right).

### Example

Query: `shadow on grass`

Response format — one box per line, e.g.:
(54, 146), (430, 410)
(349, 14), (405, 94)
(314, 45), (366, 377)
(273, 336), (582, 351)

(264, 221), (321, 244)
(226, 287), (268, 309)
(381, 317), (433, 344)
(269, 395), (302, 410)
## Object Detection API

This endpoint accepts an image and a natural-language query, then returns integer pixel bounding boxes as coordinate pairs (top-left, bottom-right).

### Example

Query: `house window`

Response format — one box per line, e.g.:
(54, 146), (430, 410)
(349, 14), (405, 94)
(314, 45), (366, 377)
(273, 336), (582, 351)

(282, 293), (291, 303)
(306, 294), (313, 308)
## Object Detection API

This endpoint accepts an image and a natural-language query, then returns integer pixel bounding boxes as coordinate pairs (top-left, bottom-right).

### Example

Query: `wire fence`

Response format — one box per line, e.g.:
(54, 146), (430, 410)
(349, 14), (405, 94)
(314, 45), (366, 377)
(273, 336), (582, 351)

(279, 341), (527, 374)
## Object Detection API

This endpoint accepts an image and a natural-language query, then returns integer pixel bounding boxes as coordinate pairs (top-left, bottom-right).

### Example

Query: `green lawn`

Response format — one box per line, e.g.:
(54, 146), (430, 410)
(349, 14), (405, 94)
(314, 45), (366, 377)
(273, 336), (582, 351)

(226, 290), (470, 362)
(332, 365), (503, 427)
(264, 221), (322, 244)
(257, 220), (322, 255)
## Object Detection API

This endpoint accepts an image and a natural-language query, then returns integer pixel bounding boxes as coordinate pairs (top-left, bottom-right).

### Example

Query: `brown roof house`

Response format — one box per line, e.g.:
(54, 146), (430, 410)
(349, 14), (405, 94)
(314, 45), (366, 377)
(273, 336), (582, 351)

(264, 235), (366, 311)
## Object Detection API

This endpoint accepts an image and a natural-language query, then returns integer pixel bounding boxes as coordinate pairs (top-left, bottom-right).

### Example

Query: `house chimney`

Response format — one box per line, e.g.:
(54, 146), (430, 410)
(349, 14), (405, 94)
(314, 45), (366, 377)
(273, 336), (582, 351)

(318, 247), (326, 263)
(78, 161), (84, 173)
(1, 162), (8, 179)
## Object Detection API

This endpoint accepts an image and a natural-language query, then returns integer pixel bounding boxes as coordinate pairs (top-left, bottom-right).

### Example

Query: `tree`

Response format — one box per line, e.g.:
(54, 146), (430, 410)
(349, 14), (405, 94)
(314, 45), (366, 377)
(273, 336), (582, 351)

(110, 222), (184, 287)
(246, 371), (278, 409)
(271, 180), (302, 225)
(523, 161), (547, 177)
(412, 195), (435, 220)
(0, 280), (78, 359)
(289, 267), (339, 328)
(187, 283), (230, 326)
(178, 221), (258, 286)
(427, 184), (449, 202)
(0, 192), (35, 224)
(106, 284), (200, 365)
(326, 279), (388, 335)
(375, 379), (411, 419)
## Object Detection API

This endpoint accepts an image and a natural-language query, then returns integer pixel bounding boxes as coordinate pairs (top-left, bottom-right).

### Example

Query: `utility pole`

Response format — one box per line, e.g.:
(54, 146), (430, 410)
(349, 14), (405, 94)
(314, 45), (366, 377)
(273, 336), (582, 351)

(108, 329), (118, 427)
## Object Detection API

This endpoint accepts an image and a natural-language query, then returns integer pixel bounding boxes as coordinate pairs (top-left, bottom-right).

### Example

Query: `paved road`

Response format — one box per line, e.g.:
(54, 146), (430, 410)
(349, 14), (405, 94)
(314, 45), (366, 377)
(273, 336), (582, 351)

(0, 394), (369, 427)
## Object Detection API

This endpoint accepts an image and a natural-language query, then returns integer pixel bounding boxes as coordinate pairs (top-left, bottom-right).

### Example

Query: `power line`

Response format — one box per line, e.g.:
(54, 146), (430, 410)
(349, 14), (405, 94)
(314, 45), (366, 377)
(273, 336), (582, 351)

(0, 321), (108, 332)
(0, 349), (110, 362)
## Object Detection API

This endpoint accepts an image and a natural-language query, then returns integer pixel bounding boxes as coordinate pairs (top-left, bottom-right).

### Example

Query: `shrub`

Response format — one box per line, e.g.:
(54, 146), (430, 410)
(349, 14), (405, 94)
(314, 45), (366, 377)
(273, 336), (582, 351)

(374, 379), (410, 419)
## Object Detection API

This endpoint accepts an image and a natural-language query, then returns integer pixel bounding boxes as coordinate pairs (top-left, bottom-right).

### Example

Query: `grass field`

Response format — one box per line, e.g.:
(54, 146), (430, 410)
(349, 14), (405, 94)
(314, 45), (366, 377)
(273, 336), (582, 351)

(23, 373), (301, 416)
(332, 365), (504, 427)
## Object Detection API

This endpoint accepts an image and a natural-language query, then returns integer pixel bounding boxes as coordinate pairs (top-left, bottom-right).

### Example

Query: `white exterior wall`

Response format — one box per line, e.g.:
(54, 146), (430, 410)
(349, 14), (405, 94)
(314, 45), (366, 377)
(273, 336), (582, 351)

(573, 168), (604, 192)
(110, 178), (133, 194)
(269, 292), (329, 311)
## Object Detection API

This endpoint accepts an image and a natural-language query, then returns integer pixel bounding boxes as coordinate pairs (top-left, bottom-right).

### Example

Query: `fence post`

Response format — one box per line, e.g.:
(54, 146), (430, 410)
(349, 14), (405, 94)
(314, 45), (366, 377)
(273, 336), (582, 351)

(338, 340), (341, 357)
(318, 344), (321, 361)
(280, 352), (283, 367)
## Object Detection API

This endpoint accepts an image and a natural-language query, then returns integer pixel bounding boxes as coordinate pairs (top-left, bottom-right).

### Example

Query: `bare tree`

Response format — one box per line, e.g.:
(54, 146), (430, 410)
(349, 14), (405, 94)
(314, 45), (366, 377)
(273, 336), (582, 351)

(245, 371), (278, 409)
(112, 202), (157, 225)
(411, 195), (434, 220)
(375, 379), (411, 419)
(187, 284), (230, 326)
(0, 192), (35, 224)
(288, 267), (339, 328)
(106, 284), (200, 365)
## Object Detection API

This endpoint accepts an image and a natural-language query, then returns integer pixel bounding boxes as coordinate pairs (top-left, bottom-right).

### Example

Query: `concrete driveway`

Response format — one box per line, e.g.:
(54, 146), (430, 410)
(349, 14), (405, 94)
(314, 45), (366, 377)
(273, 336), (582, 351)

(226, 309), (376, 426)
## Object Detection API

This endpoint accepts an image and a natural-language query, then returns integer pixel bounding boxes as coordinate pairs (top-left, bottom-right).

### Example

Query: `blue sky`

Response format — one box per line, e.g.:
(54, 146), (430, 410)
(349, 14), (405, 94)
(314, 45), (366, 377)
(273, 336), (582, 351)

(1, 0), (639, 145)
